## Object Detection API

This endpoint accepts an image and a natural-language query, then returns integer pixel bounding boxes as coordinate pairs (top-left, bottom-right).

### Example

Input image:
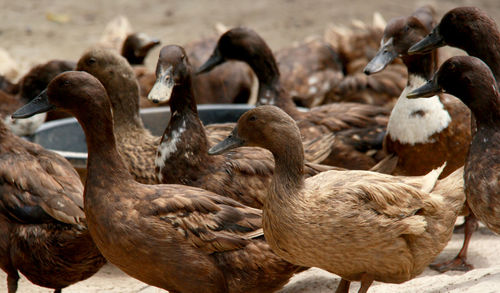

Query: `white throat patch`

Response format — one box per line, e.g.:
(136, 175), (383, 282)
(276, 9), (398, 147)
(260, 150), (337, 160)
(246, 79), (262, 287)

(155, 115), (186, 180)
(387, 75), (451, 145)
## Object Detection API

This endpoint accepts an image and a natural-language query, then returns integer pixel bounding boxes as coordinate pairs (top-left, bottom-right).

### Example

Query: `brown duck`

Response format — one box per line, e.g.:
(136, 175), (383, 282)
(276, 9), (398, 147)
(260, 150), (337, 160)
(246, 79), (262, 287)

(13, 71), (305, 293)
(209, 105), (465, 293)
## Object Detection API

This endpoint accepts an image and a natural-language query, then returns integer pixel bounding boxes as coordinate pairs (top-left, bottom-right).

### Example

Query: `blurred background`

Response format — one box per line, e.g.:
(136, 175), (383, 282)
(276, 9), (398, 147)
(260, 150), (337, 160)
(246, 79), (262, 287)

(1, 0), (499, 78)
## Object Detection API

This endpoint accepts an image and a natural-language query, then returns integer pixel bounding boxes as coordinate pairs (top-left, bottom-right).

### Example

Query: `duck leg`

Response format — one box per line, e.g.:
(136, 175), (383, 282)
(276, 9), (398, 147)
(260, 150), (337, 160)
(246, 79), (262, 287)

(335, 278), (350, 293)
(358, 274), (374, 293)
(430, 213), (478, 273)
(5, 267), (19, 293)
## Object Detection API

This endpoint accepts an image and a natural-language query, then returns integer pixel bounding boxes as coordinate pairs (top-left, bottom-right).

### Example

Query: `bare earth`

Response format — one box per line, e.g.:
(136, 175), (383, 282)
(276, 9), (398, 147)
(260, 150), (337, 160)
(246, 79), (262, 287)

(1, 0), (500, 292)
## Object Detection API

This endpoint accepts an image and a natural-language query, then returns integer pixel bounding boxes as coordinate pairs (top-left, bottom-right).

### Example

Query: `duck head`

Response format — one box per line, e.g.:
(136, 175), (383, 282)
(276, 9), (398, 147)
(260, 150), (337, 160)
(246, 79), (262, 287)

(196, 27), (273, 74)
(407, 56), (499, 115)
(208, 105), (300, 155)
(121, 32), (161, 65)
(148, 45), (191, 104)
(12, 71), (109, 120)
(408, 7), (488, 54)
(365, 10), (433, 74)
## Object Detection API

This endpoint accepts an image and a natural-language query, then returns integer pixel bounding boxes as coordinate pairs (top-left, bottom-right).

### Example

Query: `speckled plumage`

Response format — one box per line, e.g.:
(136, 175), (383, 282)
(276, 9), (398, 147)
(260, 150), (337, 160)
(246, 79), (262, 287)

(210, 105), (465, 292)
(0, 119), (105, 293)
(323, 18), (407, 108)
(26, 71), (304, 293)
(275, 38), (344, 107)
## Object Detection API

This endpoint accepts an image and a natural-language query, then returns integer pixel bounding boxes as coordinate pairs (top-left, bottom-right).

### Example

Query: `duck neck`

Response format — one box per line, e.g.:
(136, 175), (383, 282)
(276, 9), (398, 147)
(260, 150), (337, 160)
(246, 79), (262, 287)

(78, 104), (133, 188)
(157, 73), (210, 179)
(402, 50), (436, 83)
(469, 89), (500, 129)
(268, 134), (305, 202)
(104, 73), (145, 132)
(169, 73), (198, 115)
(248, 47), (301, 118)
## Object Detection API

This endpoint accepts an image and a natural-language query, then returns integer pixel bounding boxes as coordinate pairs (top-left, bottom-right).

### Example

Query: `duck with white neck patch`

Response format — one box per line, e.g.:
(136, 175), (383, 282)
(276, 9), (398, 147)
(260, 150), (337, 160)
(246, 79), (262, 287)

(364, 6), (473, 273)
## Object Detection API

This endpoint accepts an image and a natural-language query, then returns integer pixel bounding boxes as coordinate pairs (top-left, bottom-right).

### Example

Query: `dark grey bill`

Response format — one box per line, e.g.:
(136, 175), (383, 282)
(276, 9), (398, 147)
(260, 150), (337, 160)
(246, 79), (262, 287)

(12, 89), (55, 119)
(196, 49), (224, 75)
(408, 28), (445, 55)
(208, 128), (245, 155)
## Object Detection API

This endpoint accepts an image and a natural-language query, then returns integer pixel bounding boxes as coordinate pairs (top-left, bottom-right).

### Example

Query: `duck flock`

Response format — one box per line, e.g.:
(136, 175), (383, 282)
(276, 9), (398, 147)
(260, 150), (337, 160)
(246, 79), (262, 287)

(1, 4), (500, 293)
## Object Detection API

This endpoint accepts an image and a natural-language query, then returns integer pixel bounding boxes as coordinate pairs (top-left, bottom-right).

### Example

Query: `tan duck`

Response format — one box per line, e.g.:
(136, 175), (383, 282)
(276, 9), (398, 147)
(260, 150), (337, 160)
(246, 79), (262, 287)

(197, 27), (390, 169)
(209, 105), (465, 293)
(0, 118), (105, 293)
(77, 47), (333, 197)
(13, 71), (305, 293)
(275, 38), (344, 108)
(408, 56), (500, 246)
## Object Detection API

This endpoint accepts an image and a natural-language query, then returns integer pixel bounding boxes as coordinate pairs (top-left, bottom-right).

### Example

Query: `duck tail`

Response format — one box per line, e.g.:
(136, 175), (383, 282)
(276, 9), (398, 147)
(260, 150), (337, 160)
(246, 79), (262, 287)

(432, 166), (466, 215)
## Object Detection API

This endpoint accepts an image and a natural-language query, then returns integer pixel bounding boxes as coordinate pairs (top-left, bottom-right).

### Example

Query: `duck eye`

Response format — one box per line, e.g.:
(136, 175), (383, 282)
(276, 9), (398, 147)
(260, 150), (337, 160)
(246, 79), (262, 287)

(63, 80), (71, 86)
(248, 116), (257, 122)
(87, 57), (96, 65)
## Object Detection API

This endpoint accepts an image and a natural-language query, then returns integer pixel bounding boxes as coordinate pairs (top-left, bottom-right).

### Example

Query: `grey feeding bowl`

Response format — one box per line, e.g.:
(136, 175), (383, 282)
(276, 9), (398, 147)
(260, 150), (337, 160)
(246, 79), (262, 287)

(29, 104), (255, 173)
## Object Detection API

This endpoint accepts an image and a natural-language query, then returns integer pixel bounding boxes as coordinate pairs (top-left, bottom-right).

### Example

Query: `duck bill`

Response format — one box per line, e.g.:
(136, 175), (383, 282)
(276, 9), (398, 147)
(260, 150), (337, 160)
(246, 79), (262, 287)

(12, 89), (55, 119)
(135, 34), (161, 57)
(196, 49), (224, 75)
(408, 28), (445, 55)
(148, 66), (175, 104)
(208, 128), (245, 155)
(406, 78), (442, 99)
(364, 42), (398, 75)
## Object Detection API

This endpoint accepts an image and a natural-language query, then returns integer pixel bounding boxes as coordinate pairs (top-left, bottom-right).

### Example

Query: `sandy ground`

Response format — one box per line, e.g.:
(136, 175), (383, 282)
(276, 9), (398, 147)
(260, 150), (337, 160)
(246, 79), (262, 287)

(1, 0), (500, 292)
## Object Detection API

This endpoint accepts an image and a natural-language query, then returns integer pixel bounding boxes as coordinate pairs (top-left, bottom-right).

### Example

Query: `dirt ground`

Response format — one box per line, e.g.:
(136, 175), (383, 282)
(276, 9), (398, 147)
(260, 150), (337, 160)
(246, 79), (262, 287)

(1, 0), (500, 292)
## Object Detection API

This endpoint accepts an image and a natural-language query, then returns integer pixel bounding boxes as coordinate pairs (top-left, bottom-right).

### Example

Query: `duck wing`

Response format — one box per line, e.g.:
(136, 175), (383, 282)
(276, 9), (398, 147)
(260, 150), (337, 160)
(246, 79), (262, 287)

(146, 185), (263, 254)
(0, 142), (84, 225)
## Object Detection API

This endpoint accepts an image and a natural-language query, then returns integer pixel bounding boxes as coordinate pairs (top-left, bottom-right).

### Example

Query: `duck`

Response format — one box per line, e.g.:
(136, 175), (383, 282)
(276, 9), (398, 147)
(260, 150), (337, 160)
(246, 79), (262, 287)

(274, 37), (344, 108)
(208, 105), (465, 293)
(408, 55), (500, 243)
(0, 117), (105, 292)
(120, 32), (161, 66)
(3, 60), (75, 135)
(364, 6), (474, 273)
(323, 14), (407, 108)
(408, 6), (500, 85)
(12, 70), (306, 293)
(197, 27), (390, 169)
(77, 47), (333, 189)
(149, 45), (343, 208)
(364, 6), (471, 179)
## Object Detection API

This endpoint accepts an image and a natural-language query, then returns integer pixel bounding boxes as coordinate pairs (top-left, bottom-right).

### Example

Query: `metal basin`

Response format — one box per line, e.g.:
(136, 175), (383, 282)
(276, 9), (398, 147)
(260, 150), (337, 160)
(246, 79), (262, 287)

(28, 104), (254, 179)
